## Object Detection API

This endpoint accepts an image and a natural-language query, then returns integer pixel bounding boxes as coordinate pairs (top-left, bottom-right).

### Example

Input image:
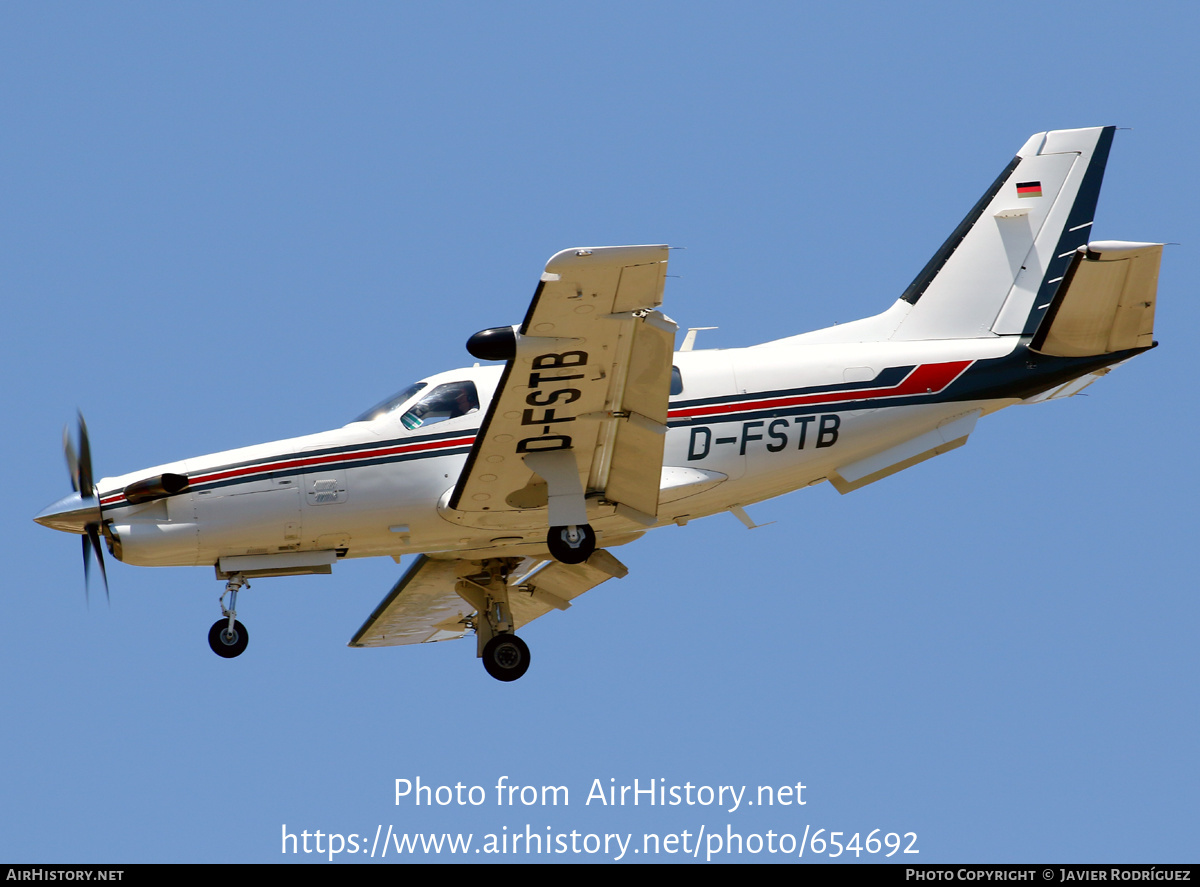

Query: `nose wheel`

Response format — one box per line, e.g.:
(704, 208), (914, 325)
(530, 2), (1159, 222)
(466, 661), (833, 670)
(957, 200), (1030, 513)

(208, 572), (250, 658)
(208, 619), (249, 658)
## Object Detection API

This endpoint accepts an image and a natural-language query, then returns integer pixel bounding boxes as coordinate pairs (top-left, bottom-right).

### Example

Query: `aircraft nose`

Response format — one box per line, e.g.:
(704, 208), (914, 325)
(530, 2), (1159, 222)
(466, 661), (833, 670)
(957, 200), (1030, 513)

(34, 491), (102, 534)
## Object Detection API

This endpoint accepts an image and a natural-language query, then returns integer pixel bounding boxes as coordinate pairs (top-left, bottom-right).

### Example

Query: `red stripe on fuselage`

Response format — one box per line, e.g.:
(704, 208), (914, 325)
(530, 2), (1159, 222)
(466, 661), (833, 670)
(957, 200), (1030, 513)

(100, 362), (974, 506)
(191, 434), (477, 486)
(668, 360), (973, 421)
(98, 434), (477, 508)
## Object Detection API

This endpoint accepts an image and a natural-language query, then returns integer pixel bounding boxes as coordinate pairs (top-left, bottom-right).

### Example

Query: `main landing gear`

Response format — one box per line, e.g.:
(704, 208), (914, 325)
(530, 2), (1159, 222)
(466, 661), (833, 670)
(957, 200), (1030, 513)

(209, 572), (250, 658)
(481, 633), (530, 682)
(455, 558), (531, 682)
(546, 523), (596, 565)
(523, 449), (595, 566)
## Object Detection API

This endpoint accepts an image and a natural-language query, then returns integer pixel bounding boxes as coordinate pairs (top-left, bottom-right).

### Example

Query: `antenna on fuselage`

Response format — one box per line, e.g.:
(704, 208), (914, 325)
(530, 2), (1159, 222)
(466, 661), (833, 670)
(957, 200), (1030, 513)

(680, 327), (717, 351)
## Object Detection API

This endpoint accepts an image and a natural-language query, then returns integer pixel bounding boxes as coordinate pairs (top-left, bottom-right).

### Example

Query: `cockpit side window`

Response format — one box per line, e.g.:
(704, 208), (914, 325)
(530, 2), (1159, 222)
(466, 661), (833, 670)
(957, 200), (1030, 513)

(670, 365), (683, 396)
(400, 381), (480, 430)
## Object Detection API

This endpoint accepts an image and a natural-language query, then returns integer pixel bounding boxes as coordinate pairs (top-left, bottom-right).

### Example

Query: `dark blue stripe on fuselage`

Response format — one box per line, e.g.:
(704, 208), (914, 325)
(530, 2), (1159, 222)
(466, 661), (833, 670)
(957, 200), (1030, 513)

(188, 444), (476, 495)
(99, 428), (478, 509)
(669, 365), (914, 412)
(666, 344), (1149, 428)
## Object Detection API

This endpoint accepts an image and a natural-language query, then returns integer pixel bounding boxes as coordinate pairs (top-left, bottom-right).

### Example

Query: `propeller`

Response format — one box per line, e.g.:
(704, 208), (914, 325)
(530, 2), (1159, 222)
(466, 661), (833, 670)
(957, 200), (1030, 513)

(63, 412), (109, 605)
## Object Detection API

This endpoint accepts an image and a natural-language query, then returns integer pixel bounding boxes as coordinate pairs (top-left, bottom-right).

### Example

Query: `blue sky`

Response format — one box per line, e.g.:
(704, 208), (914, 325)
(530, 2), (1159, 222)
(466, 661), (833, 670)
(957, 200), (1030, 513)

(3, 2), (1197, 863)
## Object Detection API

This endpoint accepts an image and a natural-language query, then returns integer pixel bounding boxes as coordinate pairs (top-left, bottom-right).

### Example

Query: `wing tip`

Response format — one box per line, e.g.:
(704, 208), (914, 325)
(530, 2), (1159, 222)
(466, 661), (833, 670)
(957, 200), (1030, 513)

(545, 244), (668, 270)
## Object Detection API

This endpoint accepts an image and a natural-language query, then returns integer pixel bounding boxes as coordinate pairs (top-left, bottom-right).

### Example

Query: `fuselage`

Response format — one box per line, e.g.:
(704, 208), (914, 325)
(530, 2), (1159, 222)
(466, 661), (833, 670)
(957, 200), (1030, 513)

(58, 329), (1128, 571)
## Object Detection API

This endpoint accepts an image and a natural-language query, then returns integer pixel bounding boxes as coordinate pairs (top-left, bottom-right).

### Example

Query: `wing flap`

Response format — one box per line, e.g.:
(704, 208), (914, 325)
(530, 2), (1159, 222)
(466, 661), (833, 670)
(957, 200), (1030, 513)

(618, 317), (674, 426)
(587, 316), (674, 518)
(603, 422), (667, 518)
(508, 550), (629, 627)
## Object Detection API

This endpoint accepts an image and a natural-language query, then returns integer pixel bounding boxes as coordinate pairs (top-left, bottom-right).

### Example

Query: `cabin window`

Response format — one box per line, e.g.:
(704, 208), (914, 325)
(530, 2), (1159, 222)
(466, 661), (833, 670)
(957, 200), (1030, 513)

(670, 365), (684, 396)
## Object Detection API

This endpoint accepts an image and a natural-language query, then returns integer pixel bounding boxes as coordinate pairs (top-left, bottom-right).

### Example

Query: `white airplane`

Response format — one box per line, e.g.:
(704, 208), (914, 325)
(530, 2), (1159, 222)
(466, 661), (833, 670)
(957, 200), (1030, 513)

(35, 126), (1161, 681)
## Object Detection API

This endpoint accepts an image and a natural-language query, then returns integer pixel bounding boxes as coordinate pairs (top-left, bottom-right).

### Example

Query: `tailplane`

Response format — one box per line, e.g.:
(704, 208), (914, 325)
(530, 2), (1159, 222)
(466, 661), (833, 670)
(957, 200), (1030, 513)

(1028, 240), (1160, 357)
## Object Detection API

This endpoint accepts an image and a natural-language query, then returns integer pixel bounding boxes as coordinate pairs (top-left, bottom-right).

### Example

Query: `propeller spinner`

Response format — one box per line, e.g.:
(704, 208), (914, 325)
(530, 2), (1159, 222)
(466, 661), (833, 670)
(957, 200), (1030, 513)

(36, 413), (109, 603)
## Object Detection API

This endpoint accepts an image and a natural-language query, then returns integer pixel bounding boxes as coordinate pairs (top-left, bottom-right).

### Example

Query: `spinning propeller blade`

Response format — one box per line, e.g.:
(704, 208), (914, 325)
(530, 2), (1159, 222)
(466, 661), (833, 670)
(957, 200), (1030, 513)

(63, 426), (79, 493)
(62, 413), (108, 605)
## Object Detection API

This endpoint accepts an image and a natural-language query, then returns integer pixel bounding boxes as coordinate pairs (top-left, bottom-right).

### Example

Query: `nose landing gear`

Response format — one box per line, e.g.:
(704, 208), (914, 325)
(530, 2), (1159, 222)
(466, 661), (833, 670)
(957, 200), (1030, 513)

(208, 618), (249, 658)
(208, 572), (250, 658)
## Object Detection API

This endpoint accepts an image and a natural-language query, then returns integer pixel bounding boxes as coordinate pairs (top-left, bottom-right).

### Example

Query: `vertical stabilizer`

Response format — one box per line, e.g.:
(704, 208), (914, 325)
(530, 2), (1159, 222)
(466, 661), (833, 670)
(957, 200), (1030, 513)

(890, 126), (1115, 341)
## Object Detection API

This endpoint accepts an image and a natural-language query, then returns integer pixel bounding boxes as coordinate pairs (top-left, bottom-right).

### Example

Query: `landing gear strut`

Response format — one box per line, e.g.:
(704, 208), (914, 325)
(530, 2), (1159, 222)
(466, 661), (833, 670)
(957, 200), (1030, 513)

(523, 449), (594, 565)
(454, 558), (532, 682)
(209, 572), (249, 658)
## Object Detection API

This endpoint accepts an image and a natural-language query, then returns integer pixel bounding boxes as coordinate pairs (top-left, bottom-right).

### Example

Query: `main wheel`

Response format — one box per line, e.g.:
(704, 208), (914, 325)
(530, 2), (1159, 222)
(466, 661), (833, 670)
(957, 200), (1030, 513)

(546, 524), (596, 564)
(482, 633), (530, 682)
(208, 619), (249, 658)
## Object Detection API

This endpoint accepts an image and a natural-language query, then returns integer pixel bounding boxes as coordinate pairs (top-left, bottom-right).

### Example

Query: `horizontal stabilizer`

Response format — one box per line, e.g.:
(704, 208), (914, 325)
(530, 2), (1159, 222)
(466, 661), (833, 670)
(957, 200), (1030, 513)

(1029, 241), (1160, 357)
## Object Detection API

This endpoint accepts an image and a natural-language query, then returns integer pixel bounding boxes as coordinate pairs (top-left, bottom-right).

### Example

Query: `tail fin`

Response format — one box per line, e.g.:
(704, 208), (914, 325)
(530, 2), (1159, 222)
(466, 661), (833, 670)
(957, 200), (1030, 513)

(890, 126), (1116, 341)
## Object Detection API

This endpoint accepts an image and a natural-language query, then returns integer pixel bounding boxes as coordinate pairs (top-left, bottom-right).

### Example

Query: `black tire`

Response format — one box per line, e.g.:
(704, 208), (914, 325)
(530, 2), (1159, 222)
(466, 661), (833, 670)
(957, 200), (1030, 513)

(208, 619), (249, 658)
(482, 633), (530, 682)
(546, 524), (596, 565)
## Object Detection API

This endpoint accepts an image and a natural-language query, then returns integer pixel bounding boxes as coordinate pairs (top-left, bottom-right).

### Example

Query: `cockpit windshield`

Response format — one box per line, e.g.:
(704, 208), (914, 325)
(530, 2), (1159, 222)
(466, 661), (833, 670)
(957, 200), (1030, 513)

(350, 382), (427, 424)
(350, 380), (480, 428)
(399, 381), (479, 429)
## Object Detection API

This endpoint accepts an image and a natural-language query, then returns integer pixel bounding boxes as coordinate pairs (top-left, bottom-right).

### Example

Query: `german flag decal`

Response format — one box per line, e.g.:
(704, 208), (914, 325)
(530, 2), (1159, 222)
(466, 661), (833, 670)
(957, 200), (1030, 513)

(1016, 181), (1043, 198)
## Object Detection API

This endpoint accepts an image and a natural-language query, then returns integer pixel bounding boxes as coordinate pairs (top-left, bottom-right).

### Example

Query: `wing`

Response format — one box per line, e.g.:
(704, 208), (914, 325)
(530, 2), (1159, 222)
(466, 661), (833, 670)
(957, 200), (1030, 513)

(348, 551), (628, 648)
(347, 556), (472, 646)
(447, 245), (676, 528)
